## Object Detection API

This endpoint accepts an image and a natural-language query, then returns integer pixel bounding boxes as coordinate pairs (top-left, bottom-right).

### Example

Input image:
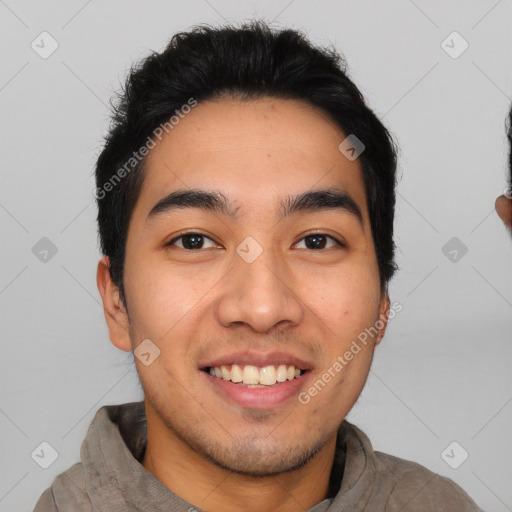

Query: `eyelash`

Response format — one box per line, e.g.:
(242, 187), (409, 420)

(165, 232), (345, 250)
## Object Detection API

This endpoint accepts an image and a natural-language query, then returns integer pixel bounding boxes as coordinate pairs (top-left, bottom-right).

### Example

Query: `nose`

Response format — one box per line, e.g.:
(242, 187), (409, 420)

(215, 248), (304, 334)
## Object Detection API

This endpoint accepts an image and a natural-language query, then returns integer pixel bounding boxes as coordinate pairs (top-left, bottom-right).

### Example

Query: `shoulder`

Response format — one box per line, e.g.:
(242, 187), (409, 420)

(342, 422), (482, 511)
(33, 463), (93, 512)
(374, 451), (483, 511)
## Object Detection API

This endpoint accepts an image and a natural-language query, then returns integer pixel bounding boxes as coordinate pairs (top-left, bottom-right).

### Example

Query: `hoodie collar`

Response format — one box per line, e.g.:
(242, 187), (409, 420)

(80, 401), (372, 512)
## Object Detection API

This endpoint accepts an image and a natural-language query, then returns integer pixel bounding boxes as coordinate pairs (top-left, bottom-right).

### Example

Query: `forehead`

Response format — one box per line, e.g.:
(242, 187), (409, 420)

(134, 97), (368, 219)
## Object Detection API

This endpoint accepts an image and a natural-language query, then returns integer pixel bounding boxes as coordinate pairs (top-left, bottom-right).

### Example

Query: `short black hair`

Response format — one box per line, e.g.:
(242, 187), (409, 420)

(95, 20), (399, 307)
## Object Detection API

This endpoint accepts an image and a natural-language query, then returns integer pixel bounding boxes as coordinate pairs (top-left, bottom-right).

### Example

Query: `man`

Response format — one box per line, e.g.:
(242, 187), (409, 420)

(34, 21), (482, 511)
(496, 106), (512, 230)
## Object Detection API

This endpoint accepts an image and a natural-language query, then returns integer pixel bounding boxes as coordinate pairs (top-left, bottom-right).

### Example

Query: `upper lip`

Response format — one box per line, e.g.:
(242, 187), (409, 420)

(199, 350), (313, 371)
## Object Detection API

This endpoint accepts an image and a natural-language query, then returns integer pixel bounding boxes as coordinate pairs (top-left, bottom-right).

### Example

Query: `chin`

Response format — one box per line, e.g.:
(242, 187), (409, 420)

(204, 439), (324, 477)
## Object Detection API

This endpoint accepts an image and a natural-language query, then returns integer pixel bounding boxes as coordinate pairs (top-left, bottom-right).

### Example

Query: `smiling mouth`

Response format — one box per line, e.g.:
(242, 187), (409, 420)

(201, 364), (307, 387)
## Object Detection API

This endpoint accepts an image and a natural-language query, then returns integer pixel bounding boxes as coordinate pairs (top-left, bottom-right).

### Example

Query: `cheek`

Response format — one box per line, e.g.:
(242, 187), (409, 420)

(123, 252), (208, 340)
(299, 264), (381, 337)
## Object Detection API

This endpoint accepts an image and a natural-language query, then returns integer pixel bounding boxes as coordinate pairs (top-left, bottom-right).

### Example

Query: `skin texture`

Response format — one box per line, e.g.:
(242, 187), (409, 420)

(495, 194), (512, 230)
(97, 97), (390, 512)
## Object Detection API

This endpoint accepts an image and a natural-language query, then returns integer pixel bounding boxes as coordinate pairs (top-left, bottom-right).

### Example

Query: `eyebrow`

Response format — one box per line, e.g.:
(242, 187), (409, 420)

(146, 187), (364, 228)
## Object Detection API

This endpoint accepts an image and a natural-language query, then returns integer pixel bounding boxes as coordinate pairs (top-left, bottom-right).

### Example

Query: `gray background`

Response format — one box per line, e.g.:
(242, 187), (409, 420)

(1, 0), (511, 510)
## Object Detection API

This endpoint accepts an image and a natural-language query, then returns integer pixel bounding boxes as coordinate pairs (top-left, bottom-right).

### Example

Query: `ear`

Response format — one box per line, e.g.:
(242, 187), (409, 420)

(96, 256), (132, 351)
(375, 291), (390, 346)
(495, 194), (512, 229)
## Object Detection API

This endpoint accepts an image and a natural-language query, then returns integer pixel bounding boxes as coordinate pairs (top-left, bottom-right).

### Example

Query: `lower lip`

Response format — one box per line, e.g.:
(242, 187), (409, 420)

(201, 371), (311, 408)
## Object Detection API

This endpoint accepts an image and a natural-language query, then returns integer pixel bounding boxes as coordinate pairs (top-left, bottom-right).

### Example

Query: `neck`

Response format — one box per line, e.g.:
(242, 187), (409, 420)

(141, 405), (338, 512)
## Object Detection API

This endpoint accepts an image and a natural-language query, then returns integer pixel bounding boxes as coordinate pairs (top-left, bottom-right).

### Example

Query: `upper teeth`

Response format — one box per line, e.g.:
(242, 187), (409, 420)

(207, 364), (303, 386)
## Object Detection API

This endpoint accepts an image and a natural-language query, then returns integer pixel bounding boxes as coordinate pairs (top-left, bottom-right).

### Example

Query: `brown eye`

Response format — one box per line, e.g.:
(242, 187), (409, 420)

(294, 234), (343, 250)
(167, 233), (218, 250)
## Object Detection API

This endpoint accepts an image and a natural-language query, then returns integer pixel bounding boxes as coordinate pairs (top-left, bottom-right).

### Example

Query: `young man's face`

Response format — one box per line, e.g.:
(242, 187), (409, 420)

(100, 97), (389, 476)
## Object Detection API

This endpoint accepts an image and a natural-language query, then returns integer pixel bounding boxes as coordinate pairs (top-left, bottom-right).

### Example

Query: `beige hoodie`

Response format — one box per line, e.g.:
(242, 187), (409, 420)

(33, 401), (483, 512)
